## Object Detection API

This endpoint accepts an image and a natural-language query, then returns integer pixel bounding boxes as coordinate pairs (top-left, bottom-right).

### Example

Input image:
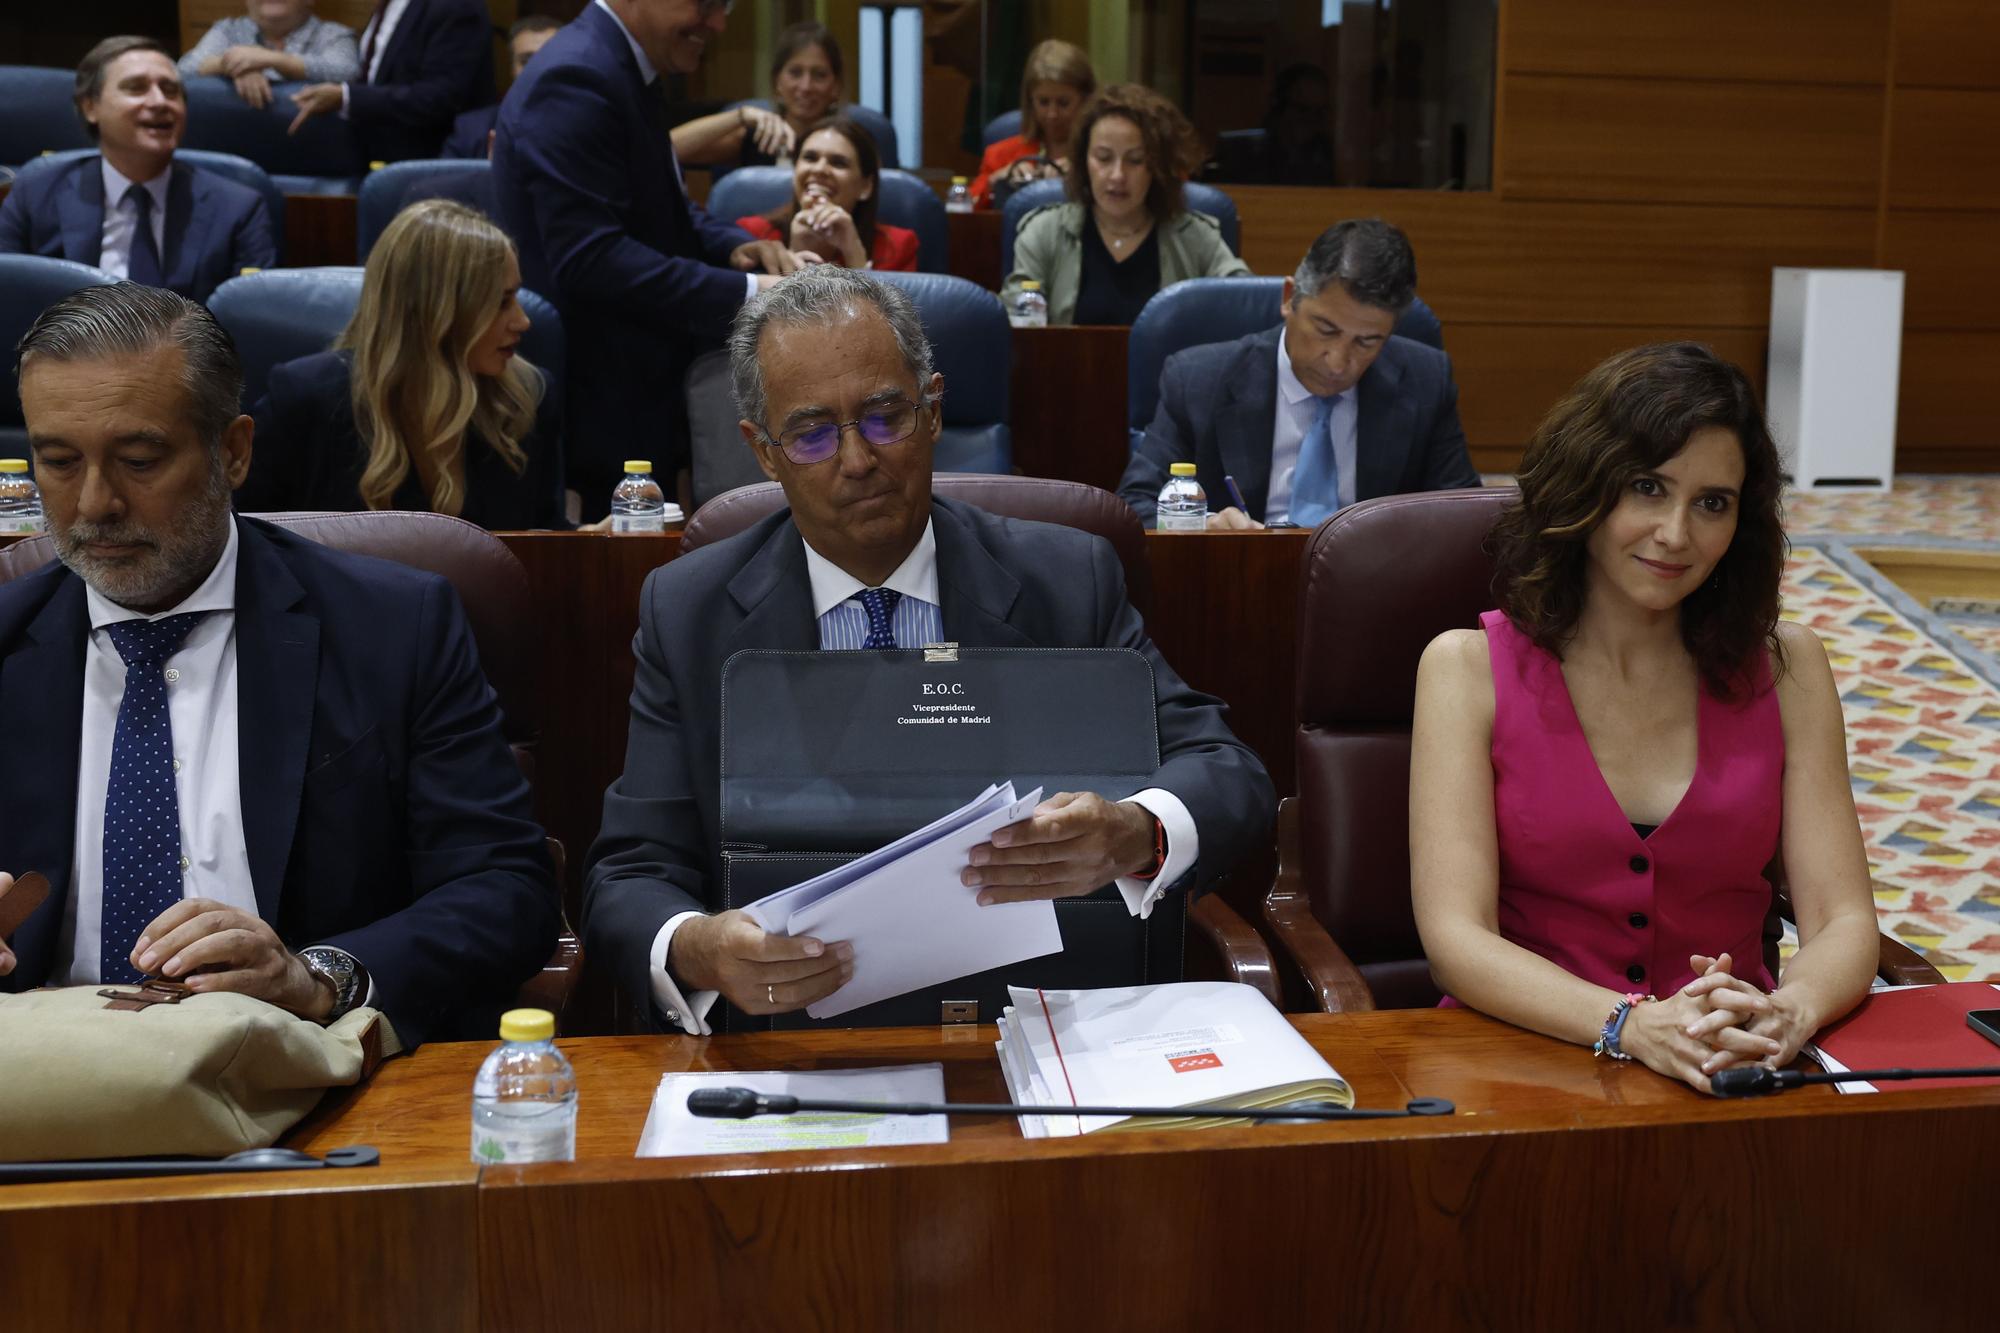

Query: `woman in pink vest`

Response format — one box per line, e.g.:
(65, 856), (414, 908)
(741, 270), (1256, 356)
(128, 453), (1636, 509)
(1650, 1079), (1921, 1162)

(1410, 342), (1878, 1094)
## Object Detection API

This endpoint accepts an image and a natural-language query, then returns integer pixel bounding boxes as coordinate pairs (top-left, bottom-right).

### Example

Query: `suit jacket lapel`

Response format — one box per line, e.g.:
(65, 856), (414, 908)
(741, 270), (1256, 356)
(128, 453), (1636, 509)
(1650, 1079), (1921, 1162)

(1353, 350), (1412, 503)
(933, 500), (1034, 647)
(1218, 332), (1282, 519)
(161, 164), (199, 294)
(58, 159), (106, 266)
(723, 515), (818, 655)
(0, 571), (88, 986)
(231, 519), (318, 922)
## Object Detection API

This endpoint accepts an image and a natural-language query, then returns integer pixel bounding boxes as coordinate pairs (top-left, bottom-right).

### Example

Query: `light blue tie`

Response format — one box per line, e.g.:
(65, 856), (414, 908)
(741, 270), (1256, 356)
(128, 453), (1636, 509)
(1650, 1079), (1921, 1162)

(1289, 393), (1341, 529)
(100, 612), (206, 983)
(858, 587), (902, 650)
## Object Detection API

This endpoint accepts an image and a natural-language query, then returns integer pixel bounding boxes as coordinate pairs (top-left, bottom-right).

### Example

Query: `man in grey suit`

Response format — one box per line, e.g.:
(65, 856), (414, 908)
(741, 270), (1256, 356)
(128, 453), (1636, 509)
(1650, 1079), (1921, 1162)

(1119, 219), (1480, 529)
(584, 268), (1274, 1032)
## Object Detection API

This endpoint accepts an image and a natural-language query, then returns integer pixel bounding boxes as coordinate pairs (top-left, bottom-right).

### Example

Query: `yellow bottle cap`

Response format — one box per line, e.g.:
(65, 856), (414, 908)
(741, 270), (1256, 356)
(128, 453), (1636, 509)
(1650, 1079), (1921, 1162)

(952, 175), (968, 184)
(499, 1008), (555, 1042)
(0, 459), (28, 473)
(1021, 280), (1041, 291)
(1170, 463), (1198, 477)
(369, 160), (388, 171)
(623, 460), (653, 474)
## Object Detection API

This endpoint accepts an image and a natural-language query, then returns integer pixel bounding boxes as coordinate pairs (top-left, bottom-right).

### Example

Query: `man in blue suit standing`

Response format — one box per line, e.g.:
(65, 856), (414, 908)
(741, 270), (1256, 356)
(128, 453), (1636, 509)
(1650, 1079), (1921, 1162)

(0, 284), (559, 1048)
(286, 0), (494, 162)
(491, 0), (805, 511)
(1118, 219), (1480, 530)
(0, 37), (275, 306)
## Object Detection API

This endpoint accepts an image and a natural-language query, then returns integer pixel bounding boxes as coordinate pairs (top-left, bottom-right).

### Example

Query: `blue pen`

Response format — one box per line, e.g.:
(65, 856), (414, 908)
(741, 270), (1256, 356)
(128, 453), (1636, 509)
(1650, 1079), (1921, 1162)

(1222, 474), (1249, 513)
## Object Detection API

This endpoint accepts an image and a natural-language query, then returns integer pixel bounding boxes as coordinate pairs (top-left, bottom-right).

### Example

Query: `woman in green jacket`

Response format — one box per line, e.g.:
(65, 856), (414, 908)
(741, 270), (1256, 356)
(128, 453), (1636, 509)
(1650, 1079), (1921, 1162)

(1003, 84), (1249, 326)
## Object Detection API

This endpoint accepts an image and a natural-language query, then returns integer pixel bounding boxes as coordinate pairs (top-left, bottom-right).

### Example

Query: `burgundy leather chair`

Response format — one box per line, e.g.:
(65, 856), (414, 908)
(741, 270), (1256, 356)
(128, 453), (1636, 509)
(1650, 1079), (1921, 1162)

(681, 474), (1282, 1003)
(1264, 488), (1941, 1013)
(0, 511), (584, 1025)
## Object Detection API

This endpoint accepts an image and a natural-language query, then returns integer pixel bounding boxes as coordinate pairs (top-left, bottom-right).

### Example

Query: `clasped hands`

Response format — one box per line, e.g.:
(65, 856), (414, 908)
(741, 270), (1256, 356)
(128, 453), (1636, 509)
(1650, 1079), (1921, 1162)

(0, 877), (333, 1021)
(1622, 951), (1813, 1094)
(671, 793), (1155, 1016)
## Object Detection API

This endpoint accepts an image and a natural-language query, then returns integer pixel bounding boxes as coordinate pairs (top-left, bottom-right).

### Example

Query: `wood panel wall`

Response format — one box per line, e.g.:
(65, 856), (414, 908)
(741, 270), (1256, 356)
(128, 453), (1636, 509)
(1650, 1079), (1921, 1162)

(1232, 0), (1997, 476)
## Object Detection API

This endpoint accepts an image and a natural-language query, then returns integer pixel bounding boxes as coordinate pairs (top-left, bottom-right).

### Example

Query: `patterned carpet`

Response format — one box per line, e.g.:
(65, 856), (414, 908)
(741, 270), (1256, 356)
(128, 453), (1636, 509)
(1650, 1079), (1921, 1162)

(1784, 477), (2000, 982)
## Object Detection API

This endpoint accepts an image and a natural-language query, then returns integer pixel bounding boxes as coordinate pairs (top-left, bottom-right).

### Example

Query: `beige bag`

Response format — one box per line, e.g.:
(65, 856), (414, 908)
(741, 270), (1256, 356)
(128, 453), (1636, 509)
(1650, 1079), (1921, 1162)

(0, 987), (399, 1161)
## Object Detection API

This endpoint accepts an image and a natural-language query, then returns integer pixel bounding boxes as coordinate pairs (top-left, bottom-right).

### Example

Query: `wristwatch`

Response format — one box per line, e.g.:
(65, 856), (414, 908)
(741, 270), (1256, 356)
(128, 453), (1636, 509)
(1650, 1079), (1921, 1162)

(299, 946), (367, 1023)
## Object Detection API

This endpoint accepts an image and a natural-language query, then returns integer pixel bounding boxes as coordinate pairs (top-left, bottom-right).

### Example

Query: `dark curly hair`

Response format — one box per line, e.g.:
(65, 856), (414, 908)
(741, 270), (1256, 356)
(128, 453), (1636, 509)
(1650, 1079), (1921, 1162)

(1489, 342), (1788, 700)
(1063, 84), (1202, 223)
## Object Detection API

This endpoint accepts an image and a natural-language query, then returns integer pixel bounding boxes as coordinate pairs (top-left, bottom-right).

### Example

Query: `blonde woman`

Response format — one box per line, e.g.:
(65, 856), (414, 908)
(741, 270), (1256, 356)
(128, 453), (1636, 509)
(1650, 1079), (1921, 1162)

(970, 38), (1095, 207)
(244, 199), (566, 528)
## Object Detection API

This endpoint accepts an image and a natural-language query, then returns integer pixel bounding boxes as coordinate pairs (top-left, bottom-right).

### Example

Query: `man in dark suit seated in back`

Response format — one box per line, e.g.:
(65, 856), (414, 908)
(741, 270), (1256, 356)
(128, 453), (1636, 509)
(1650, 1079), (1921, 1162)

(441, 15), (562, 160)
(584, 267), (1275, 1031)
(491, 0), (805, 512)
(0, 284), (558, 1048)
(0, 37), (276, 306)
(1118, 218), (1480, 530)
(286, 0), (493, 162)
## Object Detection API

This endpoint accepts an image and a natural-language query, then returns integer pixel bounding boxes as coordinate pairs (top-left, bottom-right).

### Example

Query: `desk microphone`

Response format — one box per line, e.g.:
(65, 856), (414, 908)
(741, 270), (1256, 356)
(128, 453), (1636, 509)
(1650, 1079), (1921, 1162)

(1711, 1064), (2000, 1097)
(686, 1086), (1455, 1123)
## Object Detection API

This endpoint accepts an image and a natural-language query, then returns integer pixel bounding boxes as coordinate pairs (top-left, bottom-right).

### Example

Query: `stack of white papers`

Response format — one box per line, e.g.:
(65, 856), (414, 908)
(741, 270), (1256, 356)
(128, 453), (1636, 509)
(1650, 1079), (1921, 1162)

(996, 981), (1353, 1137)
(744, 781), (1062, 1018)
(634, 1064), (949, 1156)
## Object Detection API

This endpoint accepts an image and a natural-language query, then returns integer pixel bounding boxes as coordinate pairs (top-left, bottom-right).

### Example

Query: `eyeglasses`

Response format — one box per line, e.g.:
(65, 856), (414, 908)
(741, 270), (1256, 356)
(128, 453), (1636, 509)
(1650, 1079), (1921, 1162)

(697, 0), (734, 17)
(764, 398), (930, 466)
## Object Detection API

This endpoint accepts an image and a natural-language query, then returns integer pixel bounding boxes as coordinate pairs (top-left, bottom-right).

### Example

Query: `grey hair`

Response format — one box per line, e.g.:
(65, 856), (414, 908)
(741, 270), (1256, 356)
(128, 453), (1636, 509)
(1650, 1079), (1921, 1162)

(727, 268), (938, 432)
(1293, 218), (1418, 313)
(17, 283), (243, 450)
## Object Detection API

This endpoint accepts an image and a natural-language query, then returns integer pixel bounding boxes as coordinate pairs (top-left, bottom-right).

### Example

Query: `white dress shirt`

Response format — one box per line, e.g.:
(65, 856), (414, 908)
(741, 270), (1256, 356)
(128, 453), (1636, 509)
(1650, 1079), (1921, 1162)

(1264, 327), (1358, 524)
(341, 0), (411, 114)
(590, 0), (758, 303)
(60, 523), (255, 984)
(646, 520), (1201, 1033)
(97, 158), (171, 284)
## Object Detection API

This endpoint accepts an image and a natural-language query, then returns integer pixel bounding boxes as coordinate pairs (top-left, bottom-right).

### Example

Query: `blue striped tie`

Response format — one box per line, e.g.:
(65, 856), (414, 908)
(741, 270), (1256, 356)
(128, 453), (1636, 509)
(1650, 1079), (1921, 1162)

(100, 612), (205, 983)
(1289, 393), (1341, 528)
(859, 587), (902, 650)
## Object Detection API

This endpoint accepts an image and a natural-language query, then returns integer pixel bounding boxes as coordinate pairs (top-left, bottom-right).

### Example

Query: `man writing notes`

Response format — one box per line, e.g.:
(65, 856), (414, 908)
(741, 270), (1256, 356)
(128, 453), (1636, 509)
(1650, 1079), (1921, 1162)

(584, 268), (1275, 1031)
(0, 285), (558, 1047)
(1118, 218), (1480, 530)
(492, 0), (806, 510)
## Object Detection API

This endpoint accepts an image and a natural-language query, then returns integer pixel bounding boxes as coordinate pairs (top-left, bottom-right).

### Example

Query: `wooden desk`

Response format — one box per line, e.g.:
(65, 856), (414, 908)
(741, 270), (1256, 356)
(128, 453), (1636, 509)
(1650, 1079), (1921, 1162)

(946, 208), (1004, 291)
(0, 1162), (478, 1331)
(1009, 325), (1132, 493)
(279, 1008), (2000, 1330)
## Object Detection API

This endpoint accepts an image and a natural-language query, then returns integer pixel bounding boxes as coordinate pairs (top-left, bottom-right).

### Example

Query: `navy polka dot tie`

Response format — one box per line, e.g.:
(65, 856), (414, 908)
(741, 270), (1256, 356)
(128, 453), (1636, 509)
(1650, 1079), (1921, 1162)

(859, 587), (902, 650)
(100, 612), (206, 984)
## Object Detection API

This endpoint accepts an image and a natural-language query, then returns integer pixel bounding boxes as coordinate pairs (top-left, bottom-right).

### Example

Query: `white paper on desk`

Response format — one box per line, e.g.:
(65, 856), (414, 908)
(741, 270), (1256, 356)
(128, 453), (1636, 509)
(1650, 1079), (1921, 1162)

(745, 781), (1063, 1019)
(634, 1064), (949, 1156)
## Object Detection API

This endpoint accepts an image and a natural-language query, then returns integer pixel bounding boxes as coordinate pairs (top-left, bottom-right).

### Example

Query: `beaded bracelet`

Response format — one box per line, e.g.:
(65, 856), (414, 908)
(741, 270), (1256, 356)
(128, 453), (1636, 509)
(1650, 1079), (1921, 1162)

(1592, 991), (1655, 1060)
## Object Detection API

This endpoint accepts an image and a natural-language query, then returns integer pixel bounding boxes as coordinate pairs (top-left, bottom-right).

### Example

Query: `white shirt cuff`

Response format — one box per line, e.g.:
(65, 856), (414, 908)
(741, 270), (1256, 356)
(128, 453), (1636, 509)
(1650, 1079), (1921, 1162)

(743, 272), (758, 301)
(649, 910), (720, 1034)
(338, 82), (350, 118)
(1114, 788), (1198, 919)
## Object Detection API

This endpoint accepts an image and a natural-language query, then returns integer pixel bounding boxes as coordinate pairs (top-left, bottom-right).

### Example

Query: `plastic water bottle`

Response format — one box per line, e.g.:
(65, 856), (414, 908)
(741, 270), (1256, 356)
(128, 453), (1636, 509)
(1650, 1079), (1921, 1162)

(944, 176), (972, 213)
(471, 1008), (576, 1164)
(609, 459), (666, 534)
(1156, 462), (1207, 532)
(1010, 280), (1049, 328)
(0, 459), (42, 535)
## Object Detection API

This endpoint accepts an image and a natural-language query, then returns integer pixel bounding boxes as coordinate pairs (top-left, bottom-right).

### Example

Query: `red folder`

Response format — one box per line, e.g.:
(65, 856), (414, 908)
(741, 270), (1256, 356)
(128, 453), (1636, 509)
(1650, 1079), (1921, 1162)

(1810, 982), (2000, 1091)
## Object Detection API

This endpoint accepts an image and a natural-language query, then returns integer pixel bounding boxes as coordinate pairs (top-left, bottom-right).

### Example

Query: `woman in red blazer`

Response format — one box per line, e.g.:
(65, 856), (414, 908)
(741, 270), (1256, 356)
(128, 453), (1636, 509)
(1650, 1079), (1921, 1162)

(736, 115), (918, 272)
(969, 38), (1096, 208)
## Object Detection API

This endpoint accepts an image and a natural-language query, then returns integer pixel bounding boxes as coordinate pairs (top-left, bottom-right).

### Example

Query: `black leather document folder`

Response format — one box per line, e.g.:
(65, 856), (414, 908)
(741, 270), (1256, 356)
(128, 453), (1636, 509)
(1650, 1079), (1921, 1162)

(718, 647), (1184, 1031)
